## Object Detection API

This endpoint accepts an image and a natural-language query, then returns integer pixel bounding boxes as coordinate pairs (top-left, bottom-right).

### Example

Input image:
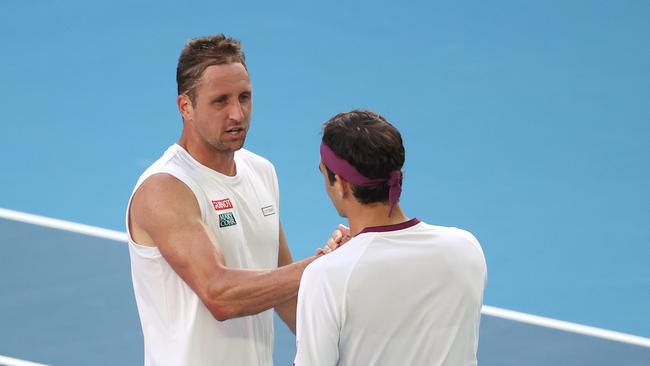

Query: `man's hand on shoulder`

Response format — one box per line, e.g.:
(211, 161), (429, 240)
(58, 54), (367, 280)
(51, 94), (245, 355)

(316, 224), (351, 256)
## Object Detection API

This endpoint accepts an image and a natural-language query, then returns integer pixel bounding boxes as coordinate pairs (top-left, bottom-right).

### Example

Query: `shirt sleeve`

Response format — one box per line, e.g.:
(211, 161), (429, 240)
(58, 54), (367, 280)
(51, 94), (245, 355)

(294, 260), (342, 366)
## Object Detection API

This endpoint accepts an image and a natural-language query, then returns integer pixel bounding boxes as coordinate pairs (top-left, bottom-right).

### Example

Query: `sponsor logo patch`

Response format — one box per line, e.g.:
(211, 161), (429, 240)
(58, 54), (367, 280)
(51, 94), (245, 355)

(212, 198), (233, 211)
(218, 212), (237, 228)
(261, 205), (276, 217)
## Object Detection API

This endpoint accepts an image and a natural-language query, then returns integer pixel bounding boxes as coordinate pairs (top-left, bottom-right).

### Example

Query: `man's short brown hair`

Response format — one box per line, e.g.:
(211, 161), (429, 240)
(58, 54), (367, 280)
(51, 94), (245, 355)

(176, 34), (246, 103)
(322, 110), (405, 204)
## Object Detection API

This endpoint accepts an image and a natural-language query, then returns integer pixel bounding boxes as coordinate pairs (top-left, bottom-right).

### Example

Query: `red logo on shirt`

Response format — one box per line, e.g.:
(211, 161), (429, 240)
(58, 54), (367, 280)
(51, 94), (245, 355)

(212, 198), (234, 211)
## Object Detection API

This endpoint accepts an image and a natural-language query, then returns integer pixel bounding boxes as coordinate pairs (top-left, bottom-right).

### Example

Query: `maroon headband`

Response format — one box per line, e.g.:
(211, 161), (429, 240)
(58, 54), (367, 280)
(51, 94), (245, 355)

(320, 143), (402, 217)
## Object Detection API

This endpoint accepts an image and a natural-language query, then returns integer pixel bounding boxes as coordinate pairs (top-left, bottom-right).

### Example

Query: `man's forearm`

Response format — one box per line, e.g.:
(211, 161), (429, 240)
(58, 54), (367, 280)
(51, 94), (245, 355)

(204, 256), (317, 321)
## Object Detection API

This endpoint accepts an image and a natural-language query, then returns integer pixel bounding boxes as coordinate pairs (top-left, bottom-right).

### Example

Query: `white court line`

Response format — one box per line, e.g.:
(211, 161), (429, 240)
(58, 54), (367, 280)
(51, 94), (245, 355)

(0, 355), (48, 366)
(0, 207), (126, 242)
(2, 207), (650, 349)
(482, 305), (650, 348)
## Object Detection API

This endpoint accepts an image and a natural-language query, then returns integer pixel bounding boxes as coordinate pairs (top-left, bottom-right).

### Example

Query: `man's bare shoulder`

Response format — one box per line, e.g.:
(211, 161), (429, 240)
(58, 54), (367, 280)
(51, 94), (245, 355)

(129, 173), (201, 245)
(134, 173), (194, 203)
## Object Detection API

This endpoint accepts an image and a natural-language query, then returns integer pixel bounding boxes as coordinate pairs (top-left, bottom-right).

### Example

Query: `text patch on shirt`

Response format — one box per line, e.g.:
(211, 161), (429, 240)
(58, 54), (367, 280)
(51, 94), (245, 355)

(218, 212), (237, 228)
(212, 198), (234, 211)
(261, 205), (276, 217)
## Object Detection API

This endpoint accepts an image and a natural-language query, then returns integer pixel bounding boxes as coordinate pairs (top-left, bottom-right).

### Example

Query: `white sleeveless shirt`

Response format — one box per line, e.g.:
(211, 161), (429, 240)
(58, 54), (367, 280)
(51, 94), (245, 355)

(126, 144), (280, 366)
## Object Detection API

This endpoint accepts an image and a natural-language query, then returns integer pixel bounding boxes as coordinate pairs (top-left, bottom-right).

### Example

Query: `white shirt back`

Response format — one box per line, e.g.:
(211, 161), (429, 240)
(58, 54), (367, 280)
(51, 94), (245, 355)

(294, 219), (487, 366)
(126, 144), (280, 366)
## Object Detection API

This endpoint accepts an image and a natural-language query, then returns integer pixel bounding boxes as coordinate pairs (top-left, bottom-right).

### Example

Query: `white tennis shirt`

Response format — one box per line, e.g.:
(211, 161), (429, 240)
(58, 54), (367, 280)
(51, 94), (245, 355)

(126, 144), (280, 366)
(294, 219), (487, 366)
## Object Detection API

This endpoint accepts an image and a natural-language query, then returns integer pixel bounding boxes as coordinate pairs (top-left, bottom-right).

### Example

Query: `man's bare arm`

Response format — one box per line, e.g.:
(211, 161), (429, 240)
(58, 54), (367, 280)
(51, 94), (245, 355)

(274, 224), (297, 333)
(129, 173), (318, 321)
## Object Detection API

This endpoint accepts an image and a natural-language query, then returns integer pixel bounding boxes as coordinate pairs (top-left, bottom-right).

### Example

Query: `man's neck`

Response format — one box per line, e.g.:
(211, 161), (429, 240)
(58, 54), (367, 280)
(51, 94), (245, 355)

(178, 134), (237, 176)
(347, 203), (409, 237)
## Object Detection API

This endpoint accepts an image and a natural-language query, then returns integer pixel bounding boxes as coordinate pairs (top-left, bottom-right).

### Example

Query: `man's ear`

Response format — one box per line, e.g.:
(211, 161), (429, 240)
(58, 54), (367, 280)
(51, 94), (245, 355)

(334, 174), (351, 199)
(177, 94), (193, 122)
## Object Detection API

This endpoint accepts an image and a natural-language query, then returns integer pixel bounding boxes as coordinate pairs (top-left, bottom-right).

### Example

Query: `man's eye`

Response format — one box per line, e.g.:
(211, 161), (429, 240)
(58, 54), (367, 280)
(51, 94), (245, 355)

(215, 97), (228, 104)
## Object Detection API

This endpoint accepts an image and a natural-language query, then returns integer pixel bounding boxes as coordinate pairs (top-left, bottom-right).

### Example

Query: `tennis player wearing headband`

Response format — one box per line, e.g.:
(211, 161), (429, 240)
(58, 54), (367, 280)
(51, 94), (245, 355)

(294, 110), (488, 366)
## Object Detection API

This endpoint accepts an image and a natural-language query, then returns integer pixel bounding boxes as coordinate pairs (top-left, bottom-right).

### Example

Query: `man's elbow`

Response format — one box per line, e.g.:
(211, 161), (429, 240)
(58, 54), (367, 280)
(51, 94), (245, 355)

(204, 283), (241, 321)
(208, 305), (238, 322)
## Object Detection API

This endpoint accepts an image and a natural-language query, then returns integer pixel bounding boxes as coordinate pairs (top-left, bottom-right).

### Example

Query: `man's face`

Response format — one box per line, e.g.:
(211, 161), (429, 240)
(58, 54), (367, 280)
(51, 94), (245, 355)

(184, 63), (252, 153)
(319, 161), (347, 218)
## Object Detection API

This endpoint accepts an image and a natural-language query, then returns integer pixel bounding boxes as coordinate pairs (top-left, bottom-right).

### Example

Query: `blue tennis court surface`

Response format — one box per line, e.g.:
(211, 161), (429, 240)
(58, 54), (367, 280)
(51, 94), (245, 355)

(1, 210), (649, 365)
(2, 0), (650, 365)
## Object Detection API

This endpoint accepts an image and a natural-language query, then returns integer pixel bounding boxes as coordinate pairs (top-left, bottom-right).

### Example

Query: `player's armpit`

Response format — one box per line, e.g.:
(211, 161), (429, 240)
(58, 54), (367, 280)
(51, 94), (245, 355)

(275, 223), (297, 333)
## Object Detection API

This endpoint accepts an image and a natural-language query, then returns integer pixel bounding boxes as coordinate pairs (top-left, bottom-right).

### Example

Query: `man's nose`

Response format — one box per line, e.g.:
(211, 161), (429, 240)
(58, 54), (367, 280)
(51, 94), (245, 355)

(228, 100), (244, 122)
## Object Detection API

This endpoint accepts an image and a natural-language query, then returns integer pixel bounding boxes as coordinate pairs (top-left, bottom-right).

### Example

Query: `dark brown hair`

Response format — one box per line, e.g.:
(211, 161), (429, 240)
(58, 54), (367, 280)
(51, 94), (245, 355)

(322, 110), (405, 204)
(176, 34), (246, 103)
